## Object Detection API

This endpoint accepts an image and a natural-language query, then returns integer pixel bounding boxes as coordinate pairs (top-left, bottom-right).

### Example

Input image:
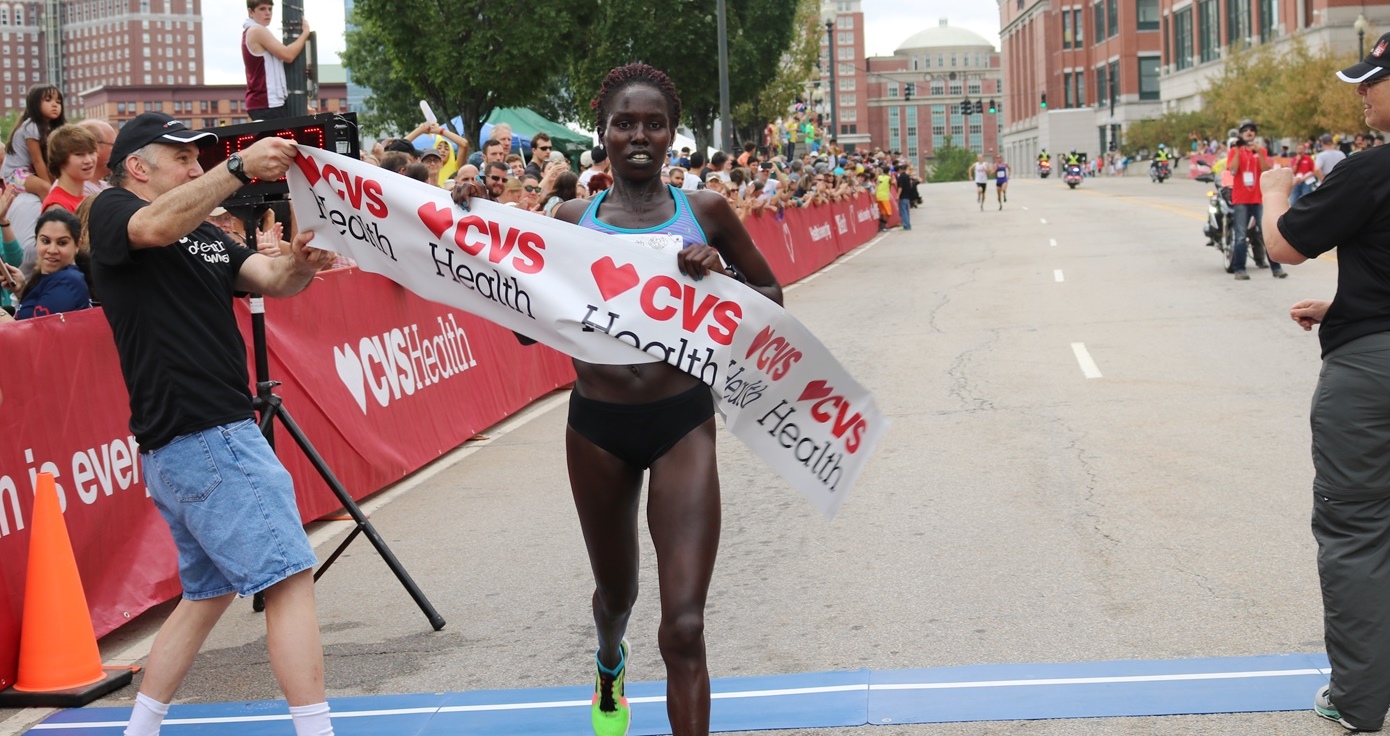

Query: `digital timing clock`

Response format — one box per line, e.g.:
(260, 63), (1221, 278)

(197, 112), (360, 205)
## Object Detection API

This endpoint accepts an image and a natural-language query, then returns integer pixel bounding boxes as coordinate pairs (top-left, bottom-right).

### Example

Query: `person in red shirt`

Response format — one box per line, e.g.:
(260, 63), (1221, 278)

(39, 124), (99, 214)
(1290, 141), (1317, 204)
(1226, 119), (1287, 280)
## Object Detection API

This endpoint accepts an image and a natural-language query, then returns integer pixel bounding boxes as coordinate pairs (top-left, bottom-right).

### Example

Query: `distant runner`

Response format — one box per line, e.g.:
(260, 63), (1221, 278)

(994, 158), (1010, 210)
(970, 155), (988, 211)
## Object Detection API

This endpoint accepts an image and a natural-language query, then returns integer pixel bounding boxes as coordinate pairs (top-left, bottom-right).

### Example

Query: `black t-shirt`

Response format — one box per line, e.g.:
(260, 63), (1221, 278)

(89, 187), (258, 450)
(1279, 145), (1390, 358)
(896, 172), (916, 198)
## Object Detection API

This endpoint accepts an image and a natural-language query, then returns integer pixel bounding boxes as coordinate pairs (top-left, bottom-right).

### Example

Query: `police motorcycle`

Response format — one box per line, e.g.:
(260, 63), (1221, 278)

(1037, 152), (1052, 179)
(1149, 144), (1172, 183)
(1195, 171), (1268, 273)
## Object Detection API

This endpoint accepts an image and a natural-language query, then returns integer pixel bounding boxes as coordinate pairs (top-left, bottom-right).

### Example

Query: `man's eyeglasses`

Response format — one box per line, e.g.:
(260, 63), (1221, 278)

(488, 175), (506, 183)
(524, 185), (543, 193)
(536, 145), (552, 151)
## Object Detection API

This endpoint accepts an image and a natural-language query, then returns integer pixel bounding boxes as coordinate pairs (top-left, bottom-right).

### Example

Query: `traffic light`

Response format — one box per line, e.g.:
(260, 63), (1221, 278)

(988, 99), (997, 114)
(961, 97), (972, 114)
(974, 100), (984, 114)
(1040, 92), (1048, 109)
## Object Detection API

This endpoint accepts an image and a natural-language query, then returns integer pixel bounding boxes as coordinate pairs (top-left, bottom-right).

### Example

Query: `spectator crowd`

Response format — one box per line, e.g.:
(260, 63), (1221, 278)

(0, 85), (923, 325)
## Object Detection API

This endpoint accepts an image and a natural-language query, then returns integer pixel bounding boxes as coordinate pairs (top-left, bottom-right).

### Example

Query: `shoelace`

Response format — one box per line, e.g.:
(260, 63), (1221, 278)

(597, 671), (619, 712)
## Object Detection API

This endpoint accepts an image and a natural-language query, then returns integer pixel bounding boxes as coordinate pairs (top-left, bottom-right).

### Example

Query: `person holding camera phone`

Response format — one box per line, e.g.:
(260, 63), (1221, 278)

(1226, 119), (1287, 280)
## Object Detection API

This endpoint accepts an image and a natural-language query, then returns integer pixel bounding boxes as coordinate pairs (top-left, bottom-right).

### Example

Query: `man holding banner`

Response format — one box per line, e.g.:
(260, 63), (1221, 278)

(88, 113), (337, 736)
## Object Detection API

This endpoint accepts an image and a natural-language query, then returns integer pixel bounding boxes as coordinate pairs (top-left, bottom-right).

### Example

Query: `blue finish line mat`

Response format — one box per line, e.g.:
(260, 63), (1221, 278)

(31, 653), (1330, 734)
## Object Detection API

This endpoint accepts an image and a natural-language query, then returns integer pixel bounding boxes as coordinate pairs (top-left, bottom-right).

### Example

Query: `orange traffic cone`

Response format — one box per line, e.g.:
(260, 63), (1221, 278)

(0, 473), (131, 707)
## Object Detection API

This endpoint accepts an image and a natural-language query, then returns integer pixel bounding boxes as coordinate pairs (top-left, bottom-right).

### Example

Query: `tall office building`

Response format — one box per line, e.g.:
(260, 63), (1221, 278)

(817, 0), (871, 151)
(342, 0), (367, 114)
(0, 0), (202, 116)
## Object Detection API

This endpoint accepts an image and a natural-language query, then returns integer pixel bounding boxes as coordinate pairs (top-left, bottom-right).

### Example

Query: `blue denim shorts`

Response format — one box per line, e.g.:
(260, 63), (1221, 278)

(142, 419), (317, 600)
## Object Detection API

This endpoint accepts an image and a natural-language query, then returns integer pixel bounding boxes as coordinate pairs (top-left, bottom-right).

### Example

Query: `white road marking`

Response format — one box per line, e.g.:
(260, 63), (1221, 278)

(1071, 343), (1103, 379)
(1054, 270), (1065, 282)
(30, 668), (1326, 729)
(1040, 218), (1048, 224)
(1049, 238), (1057, 247)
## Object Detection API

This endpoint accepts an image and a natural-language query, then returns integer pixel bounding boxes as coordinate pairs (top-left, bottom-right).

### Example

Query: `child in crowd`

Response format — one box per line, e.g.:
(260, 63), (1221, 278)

(41, 125), (100, 214)
(1, 85), (66, 200)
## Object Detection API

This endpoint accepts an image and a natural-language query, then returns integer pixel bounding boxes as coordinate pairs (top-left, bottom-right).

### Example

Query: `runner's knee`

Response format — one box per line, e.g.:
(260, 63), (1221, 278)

(658, 611), (705, 660)
(594, 584), (638, 619)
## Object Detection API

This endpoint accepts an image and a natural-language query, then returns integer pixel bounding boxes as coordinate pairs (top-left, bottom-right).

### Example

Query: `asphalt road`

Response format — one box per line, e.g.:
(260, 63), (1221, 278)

(4, 173), (1346, 735)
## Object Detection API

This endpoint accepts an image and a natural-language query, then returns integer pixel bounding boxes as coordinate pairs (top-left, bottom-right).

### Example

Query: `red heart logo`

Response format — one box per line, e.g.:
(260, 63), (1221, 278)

(293, 153), (322, 186)
(417, 202), (455, 239)
(744, 324), (775, 360)
(591, 257), (641, 301)
(798, 379), (834, 402)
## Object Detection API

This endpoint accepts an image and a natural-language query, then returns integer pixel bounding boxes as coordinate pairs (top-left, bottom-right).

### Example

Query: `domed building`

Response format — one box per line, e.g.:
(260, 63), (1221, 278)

(862, 19), (1003, 170)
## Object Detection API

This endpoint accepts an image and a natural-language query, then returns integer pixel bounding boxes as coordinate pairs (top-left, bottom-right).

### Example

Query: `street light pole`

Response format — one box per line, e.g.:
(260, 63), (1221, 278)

(1356, 13), (1371, 58)
(282, 1), (308, 116)
(817, 6), (839, 141)
(717, 0), (734, 153)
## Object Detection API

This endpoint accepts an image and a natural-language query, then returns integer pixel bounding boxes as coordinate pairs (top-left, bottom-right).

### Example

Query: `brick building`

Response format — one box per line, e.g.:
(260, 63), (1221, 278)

(998, 0), (1163, 172)
(76, 80), (349, 129)
(816, 0), (871, 151)
(0, 0), (203, 116)
(865, 20), (1002, 171)
(1159, 0), (1390, 111)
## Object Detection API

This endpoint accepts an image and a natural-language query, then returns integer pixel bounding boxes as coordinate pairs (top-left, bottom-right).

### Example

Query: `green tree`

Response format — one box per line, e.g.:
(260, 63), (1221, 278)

(927, 137), (975, 182)
(342, 0), (579, 145)
(1199, 37), (1364, 140)
(1124, 109), (1221, 156)
(563, 0), (801, 153)
(732, 0), (820, 146)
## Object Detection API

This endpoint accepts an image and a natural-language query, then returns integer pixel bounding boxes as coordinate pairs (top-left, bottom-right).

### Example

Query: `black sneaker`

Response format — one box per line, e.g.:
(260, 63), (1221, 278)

(1273, 269), (1288, 278)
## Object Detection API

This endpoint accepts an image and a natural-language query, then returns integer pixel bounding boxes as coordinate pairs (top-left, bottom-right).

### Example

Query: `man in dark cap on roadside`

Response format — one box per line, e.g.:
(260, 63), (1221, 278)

(1261, 31), (1390, 734)
(88, 112), (338, 736)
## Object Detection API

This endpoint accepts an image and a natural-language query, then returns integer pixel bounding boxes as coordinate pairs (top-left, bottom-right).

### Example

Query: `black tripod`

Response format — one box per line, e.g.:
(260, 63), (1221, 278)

(246, 295), (446, 631)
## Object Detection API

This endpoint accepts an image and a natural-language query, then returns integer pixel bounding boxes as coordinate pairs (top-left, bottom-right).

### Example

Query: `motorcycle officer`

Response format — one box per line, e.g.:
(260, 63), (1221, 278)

(1151, 143), (1171, 179)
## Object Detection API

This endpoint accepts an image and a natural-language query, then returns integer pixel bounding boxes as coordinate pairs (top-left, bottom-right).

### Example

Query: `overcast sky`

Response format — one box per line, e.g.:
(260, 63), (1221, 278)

(202, 1), (1002, 86)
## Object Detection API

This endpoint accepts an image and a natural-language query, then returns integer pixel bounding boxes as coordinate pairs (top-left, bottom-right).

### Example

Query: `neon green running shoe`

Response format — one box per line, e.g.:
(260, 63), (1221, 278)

(591, 638), (630, 736)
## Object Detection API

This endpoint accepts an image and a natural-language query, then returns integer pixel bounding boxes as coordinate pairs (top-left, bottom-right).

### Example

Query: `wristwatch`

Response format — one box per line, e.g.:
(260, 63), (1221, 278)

(227, 153), (252, 184)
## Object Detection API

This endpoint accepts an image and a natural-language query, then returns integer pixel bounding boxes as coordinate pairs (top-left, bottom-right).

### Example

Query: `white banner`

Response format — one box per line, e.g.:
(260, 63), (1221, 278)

(287, 147), (887, 517)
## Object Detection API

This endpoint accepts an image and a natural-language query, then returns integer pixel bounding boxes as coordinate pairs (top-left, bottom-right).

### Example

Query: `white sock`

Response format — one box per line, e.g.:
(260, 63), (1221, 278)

(289, 702), (334, 736)
(123, 692), (170, 736)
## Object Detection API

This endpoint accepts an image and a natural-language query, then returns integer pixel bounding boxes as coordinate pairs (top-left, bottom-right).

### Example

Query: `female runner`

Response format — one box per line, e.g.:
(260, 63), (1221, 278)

(553, 63), (782, 736)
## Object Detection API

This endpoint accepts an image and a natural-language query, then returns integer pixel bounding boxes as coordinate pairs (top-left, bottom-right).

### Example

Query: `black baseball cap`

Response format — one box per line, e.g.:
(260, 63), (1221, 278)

(1339, 31), (1390, 84)
(110, 112), (217, 170)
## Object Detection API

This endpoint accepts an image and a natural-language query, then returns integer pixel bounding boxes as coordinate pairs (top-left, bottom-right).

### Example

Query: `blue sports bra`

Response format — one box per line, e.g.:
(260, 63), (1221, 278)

(577, 185), (710, 249)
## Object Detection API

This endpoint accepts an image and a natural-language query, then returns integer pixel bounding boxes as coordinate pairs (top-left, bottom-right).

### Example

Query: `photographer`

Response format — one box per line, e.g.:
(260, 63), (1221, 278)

(1225, 119), (1286, 280)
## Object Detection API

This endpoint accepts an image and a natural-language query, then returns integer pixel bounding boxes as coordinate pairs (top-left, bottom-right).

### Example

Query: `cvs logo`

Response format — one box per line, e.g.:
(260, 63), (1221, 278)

(798, 379), (869, 453)
(319, 163), (387, 218)
(743, 325), (802, 381)
(639, 275), (742, 345)
(453, 214), (546, 274)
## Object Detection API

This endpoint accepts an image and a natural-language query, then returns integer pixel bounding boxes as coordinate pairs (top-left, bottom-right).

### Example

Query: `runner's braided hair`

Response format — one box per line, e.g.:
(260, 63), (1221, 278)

(592, 63), (682, 135)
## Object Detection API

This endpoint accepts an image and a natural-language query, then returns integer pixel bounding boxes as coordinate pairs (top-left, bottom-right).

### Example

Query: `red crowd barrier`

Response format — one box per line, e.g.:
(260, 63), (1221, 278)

(0, 191), (891, 689)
